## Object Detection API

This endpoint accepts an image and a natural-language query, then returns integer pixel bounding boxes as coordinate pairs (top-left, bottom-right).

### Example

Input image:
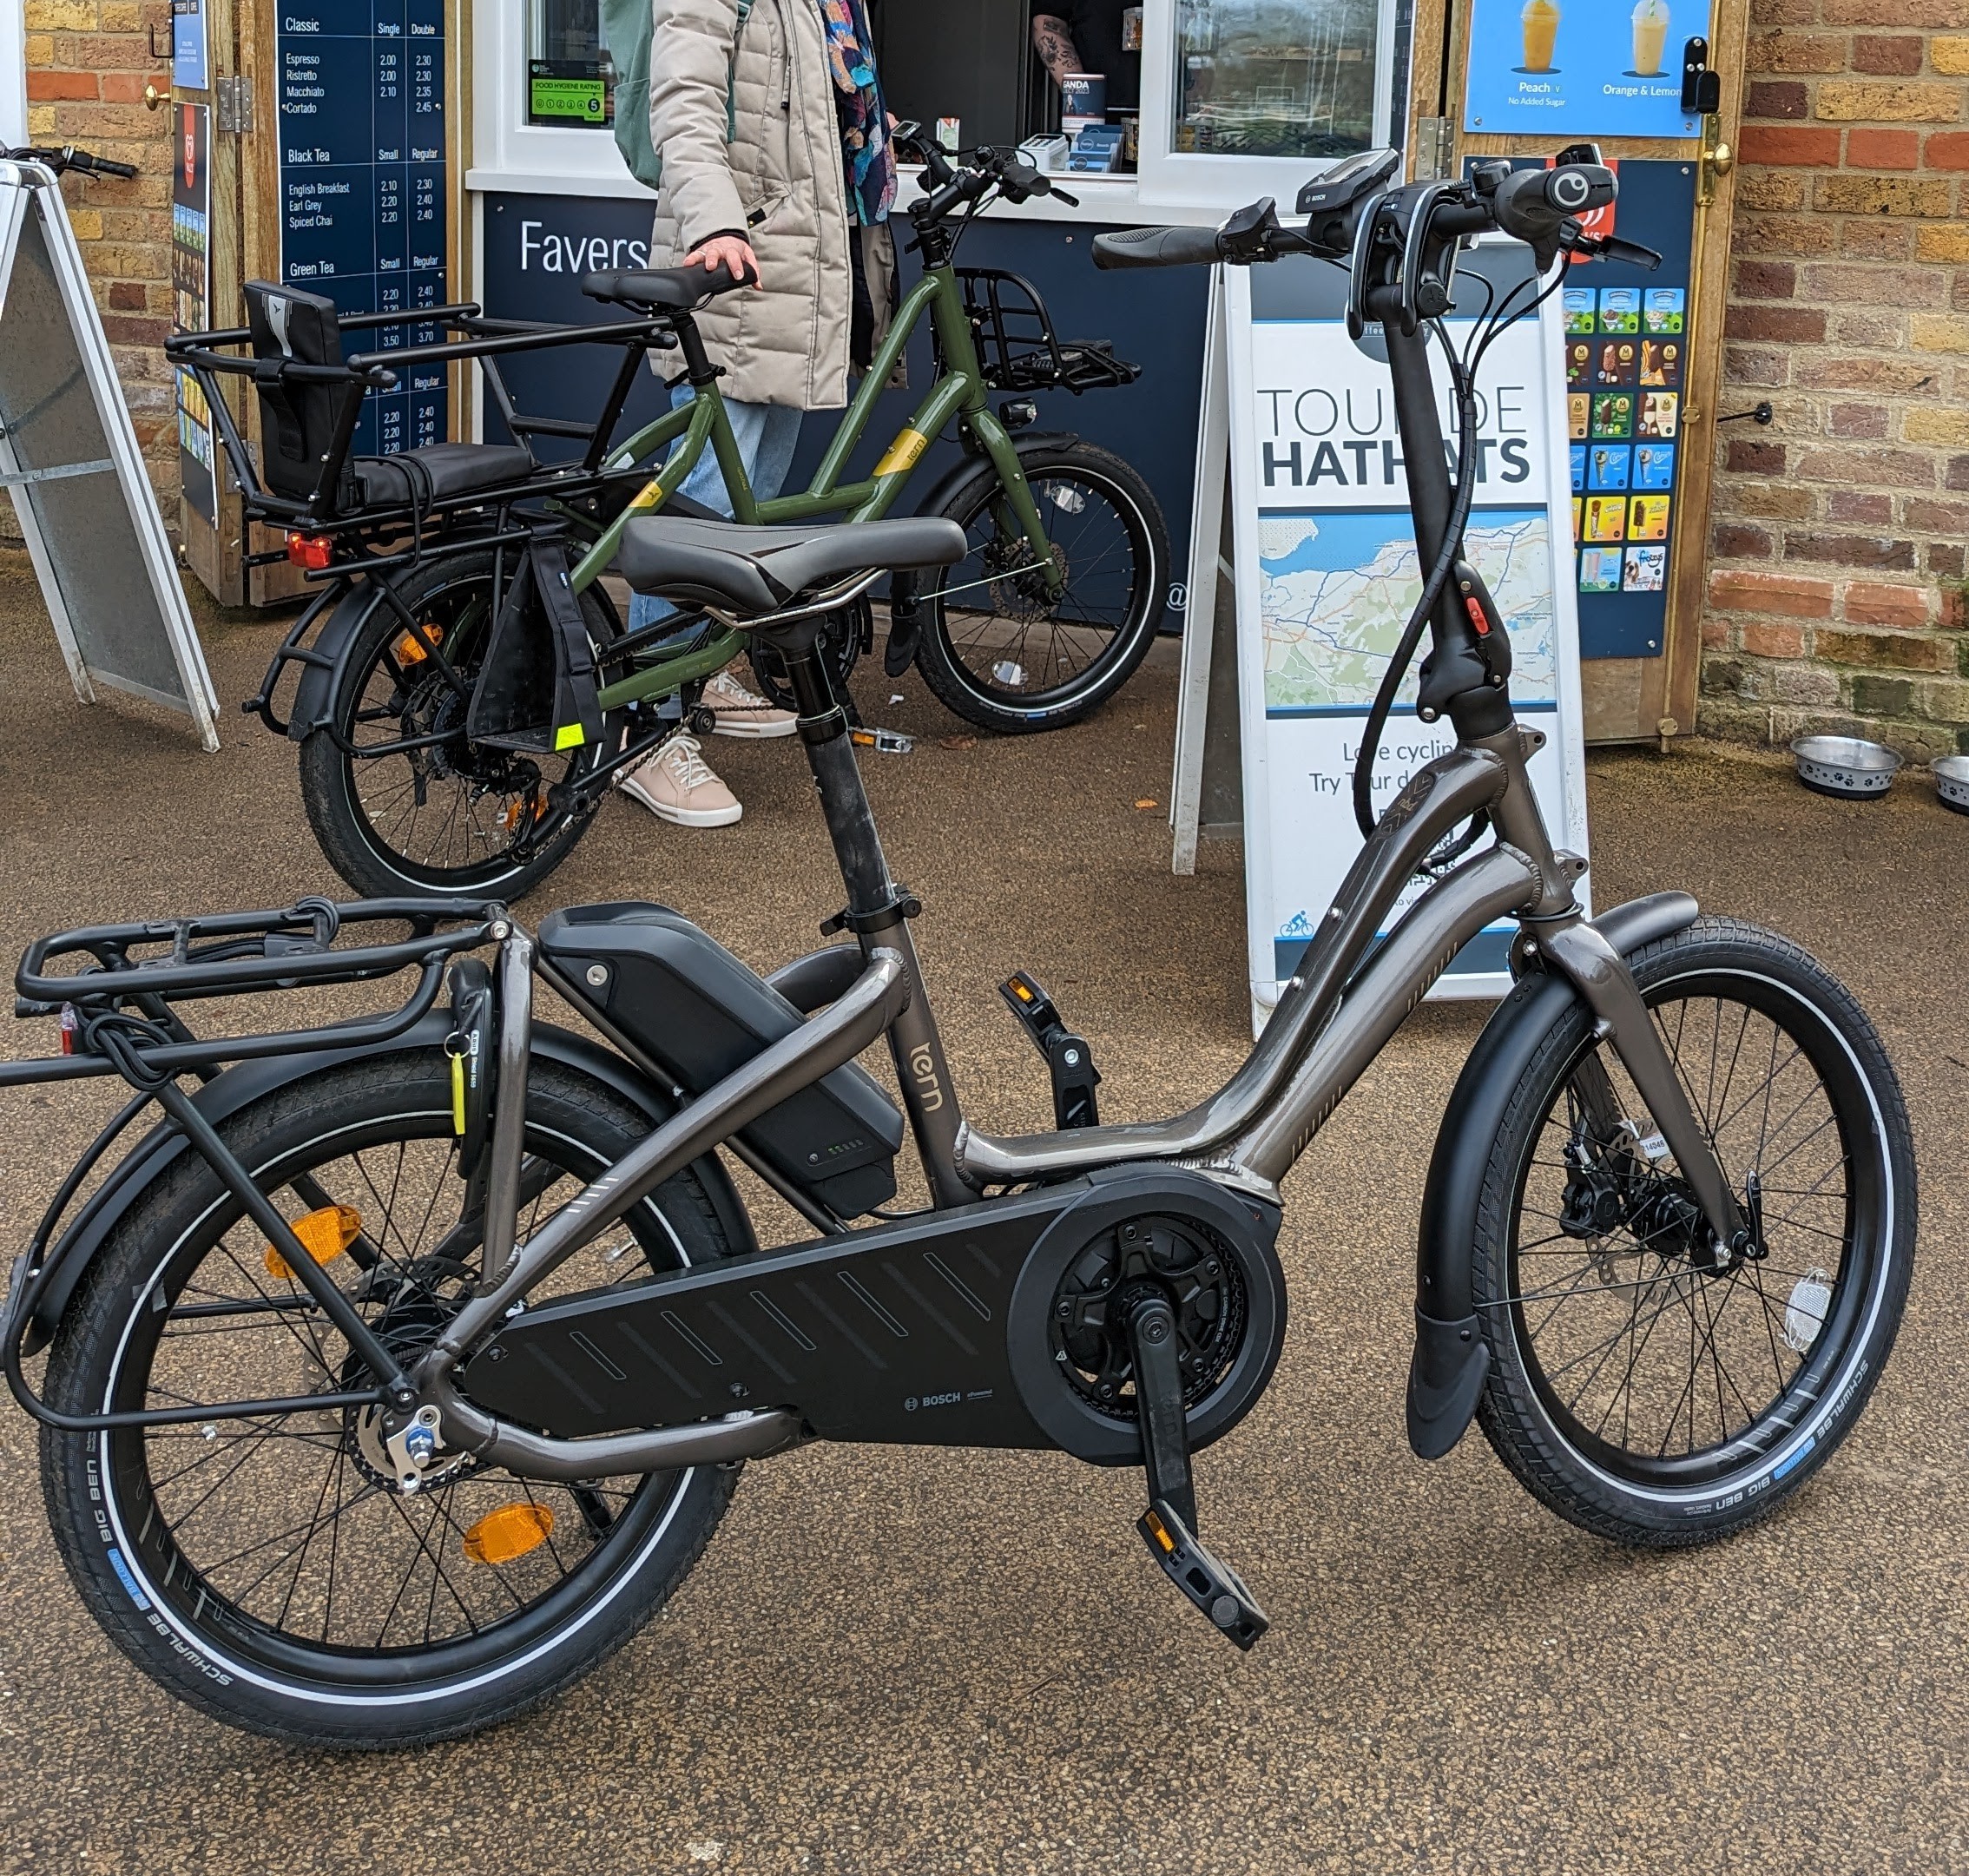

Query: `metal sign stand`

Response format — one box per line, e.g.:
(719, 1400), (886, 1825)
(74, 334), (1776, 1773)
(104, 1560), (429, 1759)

(0, 160), (221, 751)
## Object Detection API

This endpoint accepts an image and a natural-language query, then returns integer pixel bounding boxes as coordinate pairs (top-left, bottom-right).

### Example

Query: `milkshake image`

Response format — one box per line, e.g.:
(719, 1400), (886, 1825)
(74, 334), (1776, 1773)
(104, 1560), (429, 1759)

(1520, 0), (1560, 71)
(1631, 0), (1669, 76)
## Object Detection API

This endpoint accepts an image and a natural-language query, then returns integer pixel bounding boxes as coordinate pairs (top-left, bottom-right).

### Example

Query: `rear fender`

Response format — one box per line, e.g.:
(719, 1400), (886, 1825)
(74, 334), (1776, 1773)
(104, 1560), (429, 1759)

(19, 1020), (754, 1354)
(284, 582), (392, 741)
(1406, 892), (1700, 1459)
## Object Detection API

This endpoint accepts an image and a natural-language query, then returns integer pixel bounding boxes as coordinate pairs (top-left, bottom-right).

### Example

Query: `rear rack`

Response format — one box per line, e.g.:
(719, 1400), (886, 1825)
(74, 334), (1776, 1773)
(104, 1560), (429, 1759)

(8, 897), (504, 1085)
(954, 268), (1143, 395)
(0, 897), (514, 1433)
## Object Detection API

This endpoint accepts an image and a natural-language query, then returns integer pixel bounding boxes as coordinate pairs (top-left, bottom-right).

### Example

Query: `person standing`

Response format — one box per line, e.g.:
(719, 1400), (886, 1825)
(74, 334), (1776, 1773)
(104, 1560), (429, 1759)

(619, 0), (900, 827)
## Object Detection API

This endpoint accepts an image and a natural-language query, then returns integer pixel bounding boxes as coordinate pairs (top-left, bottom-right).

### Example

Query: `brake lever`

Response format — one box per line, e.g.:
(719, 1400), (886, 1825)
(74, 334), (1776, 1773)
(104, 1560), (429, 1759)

(1050, 182), (1080, 207)
(1573, 233), (1663, 272)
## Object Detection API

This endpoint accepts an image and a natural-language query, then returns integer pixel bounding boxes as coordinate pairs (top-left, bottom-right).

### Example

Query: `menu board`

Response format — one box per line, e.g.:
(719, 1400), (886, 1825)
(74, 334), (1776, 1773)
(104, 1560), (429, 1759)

(1462, 0), (1709, 141)
(276, 4), (448, 458)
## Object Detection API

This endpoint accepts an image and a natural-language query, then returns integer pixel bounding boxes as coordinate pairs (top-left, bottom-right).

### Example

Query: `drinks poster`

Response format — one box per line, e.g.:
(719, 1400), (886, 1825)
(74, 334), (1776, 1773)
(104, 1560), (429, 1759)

(1462, 0), (1710, 139)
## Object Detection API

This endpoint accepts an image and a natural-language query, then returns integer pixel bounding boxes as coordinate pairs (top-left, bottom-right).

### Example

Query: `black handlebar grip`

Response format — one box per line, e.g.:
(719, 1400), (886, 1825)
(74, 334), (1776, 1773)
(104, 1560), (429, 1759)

(1491, 163), (1617, 244)
(1091, 225), (1224, 271)
(94, 157), (141, 179)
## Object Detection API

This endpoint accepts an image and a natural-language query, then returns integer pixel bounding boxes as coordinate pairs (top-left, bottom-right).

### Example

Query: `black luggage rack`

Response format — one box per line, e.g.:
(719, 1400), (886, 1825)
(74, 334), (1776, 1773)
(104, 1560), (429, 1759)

(953, 268), (1142, 395)
(0, 899), (509, 1428)
(166, 293), (688, 573)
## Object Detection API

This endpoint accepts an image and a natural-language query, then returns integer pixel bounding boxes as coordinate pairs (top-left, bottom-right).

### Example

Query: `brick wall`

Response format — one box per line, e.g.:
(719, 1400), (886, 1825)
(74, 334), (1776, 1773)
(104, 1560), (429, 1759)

(1703, 8), (1969, 758)
(20, 1), (175, 507)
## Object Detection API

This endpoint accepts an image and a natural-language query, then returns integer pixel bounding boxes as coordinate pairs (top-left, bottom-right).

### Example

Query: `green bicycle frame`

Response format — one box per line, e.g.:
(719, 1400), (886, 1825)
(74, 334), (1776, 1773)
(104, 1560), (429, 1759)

(564, 263), (1060, 714)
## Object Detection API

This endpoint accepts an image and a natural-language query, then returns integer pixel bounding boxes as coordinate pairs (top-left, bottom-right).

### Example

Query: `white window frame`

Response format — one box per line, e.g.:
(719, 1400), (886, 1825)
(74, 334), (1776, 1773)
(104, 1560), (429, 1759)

(1136, 0), (1401, 210)
(470, 0), (646, 198)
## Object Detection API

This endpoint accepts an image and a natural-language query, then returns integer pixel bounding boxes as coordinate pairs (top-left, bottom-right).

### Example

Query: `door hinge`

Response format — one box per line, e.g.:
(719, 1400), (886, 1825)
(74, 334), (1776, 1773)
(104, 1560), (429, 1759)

(216, 76), (255, 135)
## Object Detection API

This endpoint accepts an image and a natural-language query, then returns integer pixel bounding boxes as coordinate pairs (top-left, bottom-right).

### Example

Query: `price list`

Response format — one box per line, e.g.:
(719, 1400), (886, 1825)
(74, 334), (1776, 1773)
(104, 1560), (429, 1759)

(277, 3), (447, 457)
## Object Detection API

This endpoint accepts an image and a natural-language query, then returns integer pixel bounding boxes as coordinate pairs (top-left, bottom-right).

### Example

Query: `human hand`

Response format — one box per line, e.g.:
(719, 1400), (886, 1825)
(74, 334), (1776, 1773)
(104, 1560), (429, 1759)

(686, 235), (761, 286)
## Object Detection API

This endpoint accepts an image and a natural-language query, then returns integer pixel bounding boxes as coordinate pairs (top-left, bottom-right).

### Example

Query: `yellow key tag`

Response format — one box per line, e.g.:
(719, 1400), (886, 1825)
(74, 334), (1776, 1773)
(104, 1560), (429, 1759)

(450, 1049), (467, 1135)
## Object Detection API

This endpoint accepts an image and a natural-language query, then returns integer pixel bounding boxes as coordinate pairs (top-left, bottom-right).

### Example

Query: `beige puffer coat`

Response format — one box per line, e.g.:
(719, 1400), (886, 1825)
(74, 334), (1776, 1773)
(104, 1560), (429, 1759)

(648, 0), (895, 410)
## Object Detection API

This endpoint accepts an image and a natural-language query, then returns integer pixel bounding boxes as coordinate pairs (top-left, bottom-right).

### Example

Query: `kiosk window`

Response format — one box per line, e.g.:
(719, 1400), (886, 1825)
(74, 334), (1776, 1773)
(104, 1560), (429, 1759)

(1174, 0), (1380, 157)
(529, 0), (616, 128)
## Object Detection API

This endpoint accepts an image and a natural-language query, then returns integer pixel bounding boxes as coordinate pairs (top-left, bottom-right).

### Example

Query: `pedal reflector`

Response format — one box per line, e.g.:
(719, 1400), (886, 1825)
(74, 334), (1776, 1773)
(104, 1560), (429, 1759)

(264, 1203), (362, 1280)
(463, 1503), (556, 1565)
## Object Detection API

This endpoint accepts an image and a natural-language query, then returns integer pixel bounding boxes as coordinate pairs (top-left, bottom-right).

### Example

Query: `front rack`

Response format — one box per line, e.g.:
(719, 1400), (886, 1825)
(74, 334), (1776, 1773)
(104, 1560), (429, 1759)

(954, 268), (1143, 396)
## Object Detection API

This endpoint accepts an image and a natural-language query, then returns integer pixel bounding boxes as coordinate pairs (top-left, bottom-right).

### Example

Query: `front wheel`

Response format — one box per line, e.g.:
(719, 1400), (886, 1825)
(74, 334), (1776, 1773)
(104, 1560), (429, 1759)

(914, 441), (1167, 734)
(1470, 918), (1915, 1547)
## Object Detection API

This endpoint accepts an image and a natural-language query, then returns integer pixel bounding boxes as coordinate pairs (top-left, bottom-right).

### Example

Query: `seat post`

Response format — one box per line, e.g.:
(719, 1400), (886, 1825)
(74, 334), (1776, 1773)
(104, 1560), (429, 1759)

(774, 631), (971, 1207)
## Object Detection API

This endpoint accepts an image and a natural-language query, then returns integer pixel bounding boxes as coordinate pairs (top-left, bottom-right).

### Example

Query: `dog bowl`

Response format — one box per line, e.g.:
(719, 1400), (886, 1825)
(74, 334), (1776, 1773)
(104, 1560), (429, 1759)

(1792, 735), (1901, 800)
(1933, 754), (1969, 815)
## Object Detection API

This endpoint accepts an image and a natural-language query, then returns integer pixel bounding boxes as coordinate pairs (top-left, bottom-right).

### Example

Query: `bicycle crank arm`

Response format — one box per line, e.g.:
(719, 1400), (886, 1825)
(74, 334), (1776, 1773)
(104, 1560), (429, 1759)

(1123, 1290), (1268, 1650)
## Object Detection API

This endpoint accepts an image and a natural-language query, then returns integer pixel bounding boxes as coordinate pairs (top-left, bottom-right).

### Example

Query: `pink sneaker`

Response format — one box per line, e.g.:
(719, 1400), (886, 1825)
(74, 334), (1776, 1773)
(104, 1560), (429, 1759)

(702, 668), (798, 738)
(617, 735), (741, 827)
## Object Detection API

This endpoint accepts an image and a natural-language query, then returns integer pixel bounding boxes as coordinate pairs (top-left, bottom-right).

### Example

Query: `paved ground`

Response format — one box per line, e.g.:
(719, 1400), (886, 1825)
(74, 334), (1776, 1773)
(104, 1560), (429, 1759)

(0, 554), (1963, 1874)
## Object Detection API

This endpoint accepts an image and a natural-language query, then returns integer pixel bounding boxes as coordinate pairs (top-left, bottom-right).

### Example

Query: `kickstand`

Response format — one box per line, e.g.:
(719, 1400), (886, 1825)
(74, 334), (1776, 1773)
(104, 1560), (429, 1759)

(1123, 1290), (1268, 1651)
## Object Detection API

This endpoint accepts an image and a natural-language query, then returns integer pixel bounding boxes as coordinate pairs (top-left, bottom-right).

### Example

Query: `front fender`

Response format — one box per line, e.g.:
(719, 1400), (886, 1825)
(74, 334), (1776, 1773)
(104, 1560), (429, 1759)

(1405, 891), (1700, 1459)
(18, 1020), (754, 1355)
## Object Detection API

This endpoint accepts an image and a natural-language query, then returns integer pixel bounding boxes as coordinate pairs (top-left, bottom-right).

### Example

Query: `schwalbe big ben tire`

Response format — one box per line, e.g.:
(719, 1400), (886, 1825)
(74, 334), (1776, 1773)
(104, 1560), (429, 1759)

(1468, 918), (1915, 1548)
(914, 442), (1167, 734)
(38, 1053), (741, 1748)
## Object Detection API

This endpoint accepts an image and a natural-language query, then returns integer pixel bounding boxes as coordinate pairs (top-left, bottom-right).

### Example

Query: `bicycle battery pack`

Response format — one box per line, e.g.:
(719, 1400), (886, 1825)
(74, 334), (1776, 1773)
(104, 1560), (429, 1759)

(537, 904), (903, 1218)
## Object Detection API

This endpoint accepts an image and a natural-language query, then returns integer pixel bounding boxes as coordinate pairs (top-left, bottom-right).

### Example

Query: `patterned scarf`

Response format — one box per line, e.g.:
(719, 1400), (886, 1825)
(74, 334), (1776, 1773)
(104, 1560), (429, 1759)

(820, 0), (896, 225)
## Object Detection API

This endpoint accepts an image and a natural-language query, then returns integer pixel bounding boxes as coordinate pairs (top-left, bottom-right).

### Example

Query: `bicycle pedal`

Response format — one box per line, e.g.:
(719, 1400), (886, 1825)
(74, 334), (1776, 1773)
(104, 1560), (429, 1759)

(998, 971), (1102, 1129)
(1136, 1498), (1269, 1652)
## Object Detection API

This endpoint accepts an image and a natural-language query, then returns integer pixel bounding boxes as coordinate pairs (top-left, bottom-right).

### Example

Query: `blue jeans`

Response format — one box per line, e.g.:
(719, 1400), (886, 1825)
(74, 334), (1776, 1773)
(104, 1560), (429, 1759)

(626, 385), (805, 638)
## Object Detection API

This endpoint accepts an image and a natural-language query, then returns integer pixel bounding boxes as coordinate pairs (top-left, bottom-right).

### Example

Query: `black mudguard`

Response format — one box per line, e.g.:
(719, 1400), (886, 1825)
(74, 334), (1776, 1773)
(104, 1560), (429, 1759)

(18, 1019), (754, 1356)
(1406, 891), (1700, 1459)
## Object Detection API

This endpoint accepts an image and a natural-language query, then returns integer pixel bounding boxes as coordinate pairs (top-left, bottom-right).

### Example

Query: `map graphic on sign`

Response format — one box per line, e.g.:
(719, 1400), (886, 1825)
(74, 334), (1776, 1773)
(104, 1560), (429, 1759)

(1256, 507), (1557, 714)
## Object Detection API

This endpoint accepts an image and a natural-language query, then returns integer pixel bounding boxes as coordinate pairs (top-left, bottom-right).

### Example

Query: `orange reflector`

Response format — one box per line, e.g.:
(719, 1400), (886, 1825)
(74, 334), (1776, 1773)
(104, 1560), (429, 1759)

(1012, 980), (1035, 1003)
(286, 532), (334, 571)
(1143, 1509), (1175, 1554)
(392, 622), (444, 665)
(264, 1203), (362, 1280)
(463, 1502), (556, 1565)
(502, 794), (548, 833)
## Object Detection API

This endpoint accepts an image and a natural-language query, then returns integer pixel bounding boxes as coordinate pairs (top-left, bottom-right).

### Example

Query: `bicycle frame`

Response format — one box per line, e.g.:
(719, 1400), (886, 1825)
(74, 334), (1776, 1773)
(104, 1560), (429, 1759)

(567, 256), (1062, 715)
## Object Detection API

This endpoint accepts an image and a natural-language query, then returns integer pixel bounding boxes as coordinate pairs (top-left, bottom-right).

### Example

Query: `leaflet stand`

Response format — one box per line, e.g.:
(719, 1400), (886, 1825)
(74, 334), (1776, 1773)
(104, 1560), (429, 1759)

(0, 161), (221, 752)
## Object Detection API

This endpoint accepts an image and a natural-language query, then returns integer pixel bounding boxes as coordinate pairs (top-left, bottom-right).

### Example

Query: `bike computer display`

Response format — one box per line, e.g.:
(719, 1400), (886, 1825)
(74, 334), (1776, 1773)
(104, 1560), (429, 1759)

(1294, 147), (1400, 219)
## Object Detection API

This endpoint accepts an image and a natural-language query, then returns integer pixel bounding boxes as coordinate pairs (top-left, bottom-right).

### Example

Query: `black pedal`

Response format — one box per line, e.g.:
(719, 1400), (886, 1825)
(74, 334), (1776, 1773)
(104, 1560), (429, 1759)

(998, 971), (1102, 1130)
(1137, 1500), (1269, 1651)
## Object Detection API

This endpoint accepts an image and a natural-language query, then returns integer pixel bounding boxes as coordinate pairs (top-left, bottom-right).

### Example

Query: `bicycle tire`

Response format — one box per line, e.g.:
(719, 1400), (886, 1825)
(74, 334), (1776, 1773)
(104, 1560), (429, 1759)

(39, 1051), (743, 1748)
(913, 441), (1167, 734)
(1470, 918), (1915, 1547)
(297, 550), (620, 903)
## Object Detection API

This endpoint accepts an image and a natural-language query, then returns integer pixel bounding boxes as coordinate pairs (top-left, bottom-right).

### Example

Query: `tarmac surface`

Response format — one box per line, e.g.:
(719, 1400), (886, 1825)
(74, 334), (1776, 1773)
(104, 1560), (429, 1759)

(0, 553), (1962, 1873)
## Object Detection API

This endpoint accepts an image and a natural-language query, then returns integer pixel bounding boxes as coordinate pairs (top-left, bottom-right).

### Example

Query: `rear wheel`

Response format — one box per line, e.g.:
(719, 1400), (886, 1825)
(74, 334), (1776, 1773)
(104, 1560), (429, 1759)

(1471, 918), (1915, 1546)
(39, 1053), (742, 1748)
(915, 442), (1166, 734)
(298, 550), (620, 902)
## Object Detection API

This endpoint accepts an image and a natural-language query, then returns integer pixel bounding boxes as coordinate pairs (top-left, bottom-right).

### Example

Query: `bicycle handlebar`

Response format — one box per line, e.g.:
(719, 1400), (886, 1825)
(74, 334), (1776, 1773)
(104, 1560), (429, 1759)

(1091, 224), (1222, 271)
(2, 144), (138, 180)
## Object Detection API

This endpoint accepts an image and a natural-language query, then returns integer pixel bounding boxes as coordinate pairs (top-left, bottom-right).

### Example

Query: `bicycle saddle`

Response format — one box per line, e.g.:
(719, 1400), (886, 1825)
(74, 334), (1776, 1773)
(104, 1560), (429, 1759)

(582, 261), (751, 311)
(616, 515), (965, 615)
